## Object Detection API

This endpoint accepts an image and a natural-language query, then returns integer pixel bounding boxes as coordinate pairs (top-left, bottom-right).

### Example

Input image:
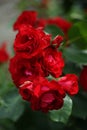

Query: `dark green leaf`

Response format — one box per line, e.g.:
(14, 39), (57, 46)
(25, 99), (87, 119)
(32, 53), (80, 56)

(0, 89), (25, 121)
(0, 119), (16, 130)
(50, 95), (72, 124)
(68, 21), (87, 50)
(0, 63), (14, 96)
(45, 25), (64, 38)
(63, 46), (87, 64)
(72, 94), (87, 119)
(63, 61), (81, 76)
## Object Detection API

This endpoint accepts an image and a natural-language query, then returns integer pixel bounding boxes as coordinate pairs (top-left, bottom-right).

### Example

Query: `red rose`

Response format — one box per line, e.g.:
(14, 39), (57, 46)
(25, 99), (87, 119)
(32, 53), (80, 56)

(9, 54), (45, 87)
(79, 66), (87, 91)
(19, 81), (34, 101)
(14, 25), (51, 59)
(31, 78), (65, 112)
(0, 43), (9, 63)
(13, 10), (37, 30)
(40, 46), (64, 78)
(52, 35), (63, 48)
(47, 17), (72, 34)
(57, 74), (79, 95)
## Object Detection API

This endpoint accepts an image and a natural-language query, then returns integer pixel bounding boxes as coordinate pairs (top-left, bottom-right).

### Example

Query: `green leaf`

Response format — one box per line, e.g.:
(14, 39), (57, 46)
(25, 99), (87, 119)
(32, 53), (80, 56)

(70, 5), (84, 20)
(0, 88), (25, 121)
(0, 63), (14, 96)
(68, 21), (87, 50)
(63, 61), (81, 76)
(0, 63), (25, 121)
(63, 46), (87, 64)
(45, 25), (64, 38)
(49, 95), (72, 124)
(72, 94), (87, 119)
(0, 119), (16, 130)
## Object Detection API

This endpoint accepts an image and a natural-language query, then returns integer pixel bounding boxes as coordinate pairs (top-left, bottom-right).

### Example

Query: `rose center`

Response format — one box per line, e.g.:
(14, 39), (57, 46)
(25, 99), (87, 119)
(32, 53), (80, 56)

(25, 70), (32, 76)
(21, 35), (34, 44)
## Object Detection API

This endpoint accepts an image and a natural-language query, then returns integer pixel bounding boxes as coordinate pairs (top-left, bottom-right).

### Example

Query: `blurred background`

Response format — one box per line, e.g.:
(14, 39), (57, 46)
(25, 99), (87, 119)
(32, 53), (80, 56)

(0, 0), (87, 130)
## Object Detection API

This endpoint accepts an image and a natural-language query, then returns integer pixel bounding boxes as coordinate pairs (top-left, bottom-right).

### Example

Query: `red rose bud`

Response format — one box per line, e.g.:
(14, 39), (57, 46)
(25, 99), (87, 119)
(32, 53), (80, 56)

(0, 42), (9, 63)
(57, 74), (79, 96)
(52, 35), (63, 48)
(79, 66), (87, 91)
(13, 10), (37, 30)
(19, 81), (34, 101)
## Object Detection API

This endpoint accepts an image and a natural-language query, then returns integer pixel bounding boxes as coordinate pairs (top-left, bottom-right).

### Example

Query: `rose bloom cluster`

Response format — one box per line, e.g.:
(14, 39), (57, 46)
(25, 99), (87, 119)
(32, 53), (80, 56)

(9, 11), (78, 113)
